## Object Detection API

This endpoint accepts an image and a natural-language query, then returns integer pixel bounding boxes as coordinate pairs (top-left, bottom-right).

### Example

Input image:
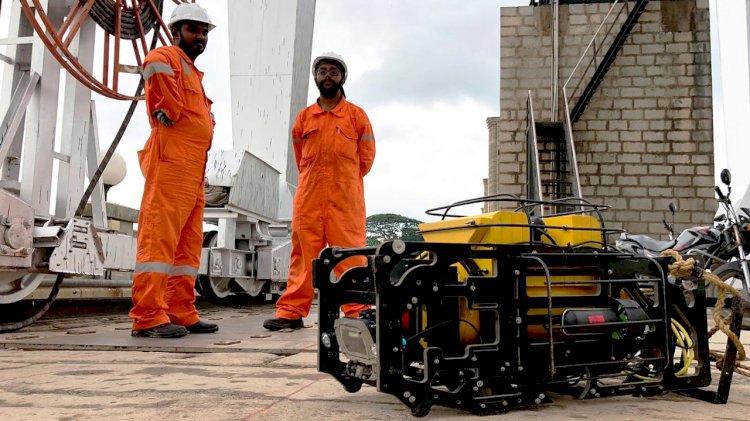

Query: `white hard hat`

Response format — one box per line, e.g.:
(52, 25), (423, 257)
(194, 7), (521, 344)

(312, 52), (348, 84)
(169, 3), (216, 32)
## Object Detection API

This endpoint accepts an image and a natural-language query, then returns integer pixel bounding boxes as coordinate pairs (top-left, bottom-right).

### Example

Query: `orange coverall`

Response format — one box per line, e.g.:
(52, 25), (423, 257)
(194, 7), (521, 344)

(275, 98), (376, 320)
(130, 45), (214, 330)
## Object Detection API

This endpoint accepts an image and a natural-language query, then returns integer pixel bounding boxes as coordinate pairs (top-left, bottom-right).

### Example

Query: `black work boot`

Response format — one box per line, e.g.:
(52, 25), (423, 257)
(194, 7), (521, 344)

(263, 317), (304, 331)
(131, 323), (188, 338)
(186, 320), (219, 333)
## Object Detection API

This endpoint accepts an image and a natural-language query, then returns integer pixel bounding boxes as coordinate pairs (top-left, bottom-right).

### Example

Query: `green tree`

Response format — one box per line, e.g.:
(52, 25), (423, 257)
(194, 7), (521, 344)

(366, 213), (424, 246)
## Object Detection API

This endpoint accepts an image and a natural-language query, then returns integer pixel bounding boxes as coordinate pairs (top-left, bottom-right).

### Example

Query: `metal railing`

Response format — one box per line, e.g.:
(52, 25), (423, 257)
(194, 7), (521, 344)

(526, 91), (544, 216)
(562, 86), (582, 200)
(562, 0), (628, 119)
(551, 0), (559, 121)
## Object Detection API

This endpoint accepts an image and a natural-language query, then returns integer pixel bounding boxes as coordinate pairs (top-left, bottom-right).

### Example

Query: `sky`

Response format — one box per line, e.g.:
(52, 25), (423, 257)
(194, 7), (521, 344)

(709, 0), (750, 208)
(2, 1), (747, 222)
(0, 0), (527, 223)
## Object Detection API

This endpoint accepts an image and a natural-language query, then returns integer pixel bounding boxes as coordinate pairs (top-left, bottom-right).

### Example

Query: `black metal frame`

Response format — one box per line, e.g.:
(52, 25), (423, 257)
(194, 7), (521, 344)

(315, 196), (742, 416)
(570, 0), (650, 122)
(425, 194), (609, 220)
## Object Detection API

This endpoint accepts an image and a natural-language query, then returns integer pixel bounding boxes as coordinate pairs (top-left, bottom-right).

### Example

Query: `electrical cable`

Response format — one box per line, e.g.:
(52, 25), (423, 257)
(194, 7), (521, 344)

(671, 318), (695, 377)
(623, 319), (695, 382)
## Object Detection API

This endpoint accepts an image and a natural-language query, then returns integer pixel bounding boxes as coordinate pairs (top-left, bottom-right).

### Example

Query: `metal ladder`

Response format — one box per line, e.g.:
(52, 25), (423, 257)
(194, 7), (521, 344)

(526, 0), (649, 212)
(527, 92), (581, 216)
(568, 0), (650, 122)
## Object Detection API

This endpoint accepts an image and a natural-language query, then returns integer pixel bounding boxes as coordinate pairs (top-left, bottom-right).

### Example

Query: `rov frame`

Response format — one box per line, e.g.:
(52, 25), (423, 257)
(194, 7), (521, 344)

(315, 196), (742, 416)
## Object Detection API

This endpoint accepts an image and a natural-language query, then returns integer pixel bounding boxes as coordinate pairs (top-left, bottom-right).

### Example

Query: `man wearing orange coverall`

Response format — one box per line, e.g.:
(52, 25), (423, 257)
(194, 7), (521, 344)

(263, 52), (376, 331)
(129, 3), (219, 338)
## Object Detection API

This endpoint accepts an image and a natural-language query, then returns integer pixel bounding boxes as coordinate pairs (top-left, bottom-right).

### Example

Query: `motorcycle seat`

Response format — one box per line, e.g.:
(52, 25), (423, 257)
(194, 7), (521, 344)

(623, 234), (676, 252)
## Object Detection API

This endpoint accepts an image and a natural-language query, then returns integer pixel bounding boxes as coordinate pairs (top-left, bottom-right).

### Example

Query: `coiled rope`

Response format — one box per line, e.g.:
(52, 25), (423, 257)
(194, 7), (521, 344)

(661, 249), (748, 376)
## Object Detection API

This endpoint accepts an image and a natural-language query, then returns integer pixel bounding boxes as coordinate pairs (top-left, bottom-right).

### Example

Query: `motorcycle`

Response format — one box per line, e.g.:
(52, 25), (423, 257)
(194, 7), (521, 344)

(616, 169), (750, 328)
(710, 169), (750, 328)
(615, 205), (743, 273)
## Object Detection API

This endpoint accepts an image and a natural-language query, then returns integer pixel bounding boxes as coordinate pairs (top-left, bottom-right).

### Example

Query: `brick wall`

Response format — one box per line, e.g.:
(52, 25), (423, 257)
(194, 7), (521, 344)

(488, 0), (714, 236)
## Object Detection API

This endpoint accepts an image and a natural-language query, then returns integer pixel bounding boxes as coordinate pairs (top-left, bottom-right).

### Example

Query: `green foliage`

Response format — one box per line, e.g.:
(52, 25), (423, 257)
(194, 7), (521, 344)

(366, 213), (424, 246)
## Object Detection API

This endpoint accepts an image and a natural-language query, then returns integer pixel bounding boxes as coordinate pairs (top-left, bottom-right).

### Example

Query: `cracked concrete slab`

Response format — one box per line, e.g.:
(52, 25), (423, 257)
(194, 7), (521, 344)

(0, 307), (749, 420)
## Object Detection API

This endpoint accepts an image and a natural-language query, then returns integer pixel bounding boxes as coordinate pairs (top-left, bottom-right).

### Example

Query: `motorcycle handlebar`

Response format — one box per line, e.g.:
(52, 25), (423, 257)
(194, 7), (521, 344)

(715, 186), (726, 201)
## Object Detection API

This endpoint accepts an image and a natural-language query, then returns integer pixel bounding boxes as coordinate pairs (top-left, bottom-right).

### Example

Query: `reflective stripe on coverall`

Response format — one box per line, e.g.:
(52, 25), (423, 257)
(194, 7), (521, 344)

(130, 45), (214, 330)
(275, 98), (376, 319)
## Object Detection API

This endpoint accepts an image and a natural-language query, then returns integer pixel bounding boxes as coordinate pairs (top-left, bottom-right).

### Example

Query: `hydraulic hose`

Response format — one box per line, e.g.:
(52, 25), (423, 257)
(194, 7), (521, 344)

(89, 0), (164, 40)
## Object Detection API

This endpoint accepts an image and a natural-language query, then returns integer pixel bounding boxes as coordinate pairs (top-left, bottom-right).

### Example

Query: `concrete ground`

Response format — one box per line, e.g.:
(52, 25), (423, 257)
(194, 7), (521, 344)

(0, 304), (749, 420)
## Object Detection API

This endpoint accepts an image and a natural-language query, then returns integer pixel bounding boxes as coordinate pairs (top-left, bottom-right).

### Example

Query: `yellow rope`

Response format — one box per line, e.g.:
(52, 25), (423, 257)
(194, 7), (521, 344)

(705, 313), (750, 379)
(710, 351), (750, 376)
(660, 250), (746, 363)
(661, 249), (696, 278)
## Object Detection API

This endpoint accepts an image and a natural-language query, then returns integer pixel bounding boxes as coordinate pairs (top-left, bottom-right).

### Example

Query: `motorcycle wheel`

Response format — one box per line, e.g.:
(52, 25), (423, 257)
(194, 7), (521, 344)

(709, 265), (750, 330)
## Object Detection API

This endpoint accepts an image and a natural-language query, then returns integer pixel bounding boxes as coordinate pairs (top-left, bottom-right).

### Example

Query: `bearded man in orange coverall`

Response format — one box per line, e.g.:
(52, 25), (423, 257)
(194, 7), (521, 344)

(129, 4), (219, 338)
(263, 52), (376, 331)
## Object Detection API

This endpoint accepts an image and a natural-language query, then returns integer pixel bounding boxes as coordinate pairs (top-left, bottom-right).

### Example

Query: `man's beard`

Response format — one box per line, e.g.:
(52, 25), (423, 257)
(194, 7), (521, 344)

(179, 39), (204, 58)
(316, 80), (340, 98)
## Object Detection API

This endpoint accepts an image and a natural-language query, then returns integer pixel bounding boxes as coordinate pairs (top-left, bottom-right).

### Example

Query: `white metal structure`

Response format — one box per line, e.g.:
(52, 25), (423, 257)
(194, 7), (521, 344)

(710, 0), (750, 208)
(226, 0), (315, 222)
(0, 0), (317, 321)
(0, 0), (123, 307)
(196, 0), (315, 299)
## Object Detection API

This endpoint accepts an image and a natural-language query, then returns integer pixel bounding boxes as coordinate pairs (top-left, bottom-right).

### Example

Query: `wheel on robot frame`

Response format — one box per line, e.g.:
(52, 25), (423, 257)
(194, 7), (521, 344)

(410, 402), (431, 418)
(17, 0), (193, 100)
(343, 381), (362, 393)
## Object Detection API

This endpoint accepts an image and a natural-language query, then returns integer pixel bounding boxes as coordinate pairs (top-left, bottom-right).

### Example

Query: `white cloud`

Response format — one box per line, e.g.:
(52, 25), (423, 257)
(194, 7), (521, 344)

(307, 0), (516, 221)
(0, 0), (536, 222)
(364, 98), (491, 221)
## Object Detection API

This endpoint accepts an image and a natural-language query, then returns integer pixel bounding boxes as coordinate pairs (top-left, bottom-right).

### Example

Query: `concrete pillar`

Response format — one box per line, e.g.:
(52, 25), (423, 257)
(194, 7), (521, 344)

(226, 0), (316, 221)
(710, 0), (750, 204)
